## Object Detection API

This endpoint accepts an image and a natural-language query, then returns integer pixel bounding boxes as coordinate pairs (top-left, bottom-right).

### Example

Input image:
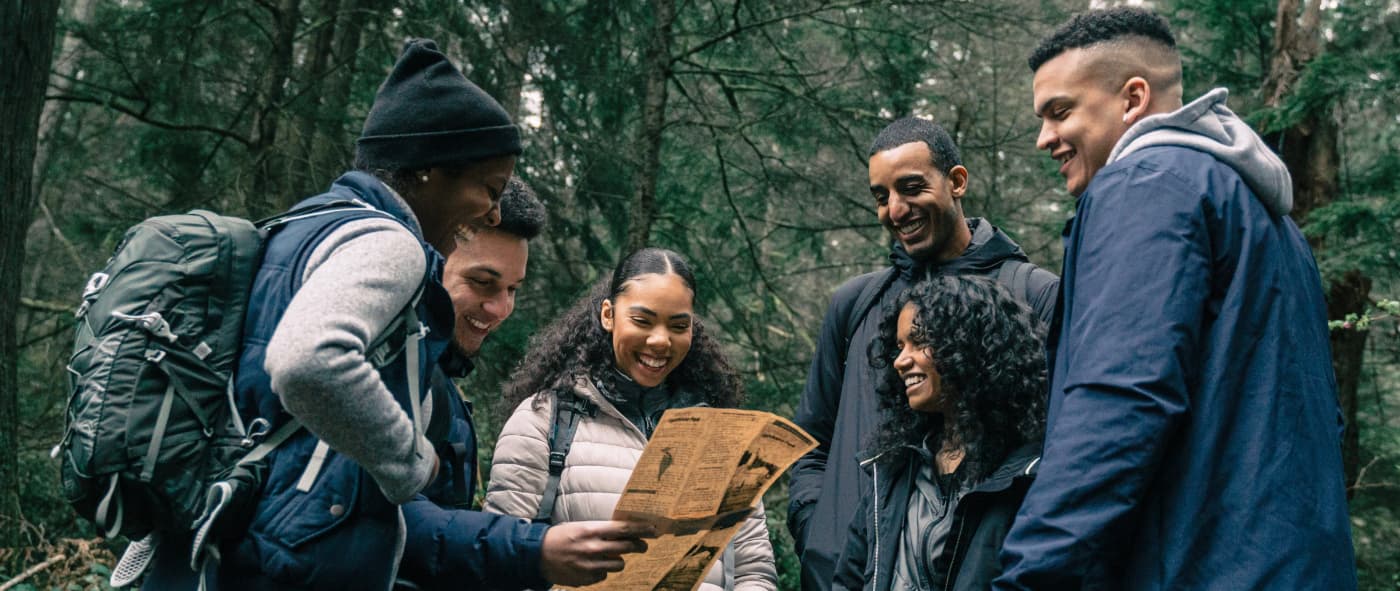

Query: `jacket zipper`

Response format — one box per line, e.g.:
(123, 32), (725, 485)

(871, 462), (881, 591)
(944, 498), (969, 591)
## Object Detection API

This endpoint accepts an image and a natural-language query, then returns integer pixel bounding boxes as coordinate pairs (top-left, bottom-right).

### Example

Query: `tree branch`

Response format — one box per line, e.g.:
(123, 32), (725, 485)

(0, 554), (65, 591)
(47, 94), (254, 146)
(671, 0), (877, 64)
(19, 298), (73, 314)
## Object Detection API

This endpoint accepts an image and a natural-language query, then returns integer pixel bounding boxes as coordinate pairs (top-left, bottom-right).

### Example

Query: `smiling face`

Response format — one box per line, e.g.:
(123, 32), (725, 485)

(894, 303), (945, 414)
(599, 273), (695, 387)
(869, 142), (970, 263)
(416, 155), (515, 253)
(1032, 48), (1133, 197)
(442, 227), (528, 357)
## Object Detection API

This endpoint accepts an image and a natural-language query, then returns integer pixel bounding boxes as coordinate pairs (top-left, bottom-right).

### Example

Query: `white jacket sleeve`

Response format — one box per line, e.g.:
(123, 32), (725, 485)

(731, 501), (778, 590)
(483, 396), (554, 518)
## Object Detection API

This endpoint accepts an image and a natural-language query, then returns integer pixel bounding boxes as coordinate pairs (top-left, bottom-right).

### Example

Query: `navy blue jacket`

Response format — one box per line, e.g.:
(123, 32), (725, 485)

(398, 355), (551, 590)
(994, 146), (1356, 589)
(789, 220), (1058, 591)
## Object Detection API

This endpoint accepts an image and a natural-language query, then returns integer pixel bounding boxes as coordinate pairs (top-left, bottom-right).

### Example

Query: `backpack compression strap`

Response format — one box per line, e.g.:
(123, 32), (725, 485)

(534, 391), (598, 523)
(427, 368), (471, 508)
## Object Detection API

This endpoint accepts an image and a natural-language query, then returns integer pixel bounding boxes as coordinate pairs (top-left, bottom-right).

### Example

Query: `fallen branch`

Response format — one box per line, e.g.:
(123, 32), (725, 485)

(0, 554), (66, 591)
(19, 297), (73, 314)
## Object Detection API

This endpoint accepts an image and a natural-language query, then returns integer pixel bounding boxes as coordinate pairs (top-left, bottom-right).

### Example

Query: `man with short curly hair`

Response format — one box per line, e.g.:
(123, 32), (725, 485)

(995, 7), (1355, 590)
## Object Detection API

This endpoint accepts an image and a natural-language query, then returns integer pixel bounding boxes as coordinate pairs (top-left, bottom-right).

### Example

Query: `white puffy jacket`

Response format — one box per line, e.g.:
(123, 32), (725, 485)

(484, 376), (778, 591)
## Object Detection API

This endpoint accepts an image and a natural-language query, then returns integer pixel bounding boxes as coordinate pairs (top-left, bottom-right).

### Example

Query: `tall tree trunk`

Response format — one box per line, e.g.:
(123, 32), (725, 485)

(0, 0), (62, 541)
(311, 0), (373, 184)
(289, 0), (340, 196)
(249, 0), (301, 214)
(1264, 0), (1367, 493)
(33, 0), (94, 191)
(624, 0), (675, 254)
(495, 0), (534, 122)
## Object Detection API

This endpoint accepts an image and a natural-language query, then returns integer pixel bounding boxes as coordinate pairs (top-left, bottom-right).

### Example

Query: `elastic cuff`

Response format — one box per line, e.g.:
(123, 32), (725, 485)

(517, 521), (552, 589)
(378, 433), (437, 504)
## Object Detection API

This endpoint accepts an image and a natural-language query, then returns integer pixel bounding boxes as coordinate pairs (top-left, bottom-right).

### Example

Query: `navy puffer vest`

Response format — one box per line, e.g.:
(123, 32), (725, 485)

(226, 171), (454, 589)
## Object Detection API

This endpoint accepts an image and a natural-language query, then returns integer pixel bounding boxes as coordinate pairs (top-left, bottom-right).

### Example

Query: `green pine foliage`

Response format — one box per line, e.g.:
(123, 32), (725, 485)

(6, 0), (1399, 588)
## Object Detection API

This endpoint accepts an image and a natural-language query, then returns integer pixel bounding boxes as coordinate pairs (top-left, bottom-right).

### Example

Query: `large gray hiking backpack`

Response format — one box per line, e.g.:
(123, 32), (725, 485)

(56, 200), (420, 585)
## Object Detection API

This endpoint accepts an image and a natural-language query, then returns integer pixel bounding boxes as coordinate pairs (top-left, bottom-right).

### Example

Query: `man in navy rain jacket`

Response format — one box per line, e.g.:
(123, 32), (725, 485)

(995, 8), (1356, 589)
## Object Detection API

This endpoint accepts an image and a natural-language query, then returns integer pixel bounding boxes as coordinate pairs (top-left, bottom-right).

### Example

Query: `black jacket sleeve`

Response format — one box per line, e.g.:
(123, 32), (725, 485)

(787, 274), (872, 553)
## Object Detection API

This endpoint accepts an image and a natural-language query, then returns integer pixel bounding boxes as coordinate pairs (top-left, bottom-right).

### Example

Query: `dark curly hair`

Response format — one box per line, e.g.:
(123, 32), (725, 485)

(868, 275), (1047, 484)
(454, 177), (545, 244)
(1028, 7), (1177, 72)
(500, 248), (744, 419)
(491, 177), (546, 240)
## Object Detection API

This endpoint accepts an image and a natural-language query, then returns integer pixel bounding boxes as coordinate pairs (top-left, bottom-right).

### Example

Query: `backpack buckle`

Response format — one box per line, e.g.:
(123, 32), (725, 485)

(82, 272), (110, 299)
(547, 451), (568, 474)
(564, 398), (597, 417)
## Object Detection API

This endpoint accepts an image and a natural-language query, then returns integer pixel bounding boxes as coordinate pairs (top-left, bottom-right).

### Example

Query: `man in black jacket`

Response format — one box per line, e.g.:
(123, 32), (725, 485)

(788, 118), (1057, 591)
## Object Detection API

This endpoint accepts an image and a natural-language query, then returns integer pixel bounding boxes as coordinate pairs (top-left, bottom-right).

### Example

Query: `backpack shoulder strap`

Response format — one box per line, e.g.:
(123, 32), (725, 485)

(535, 390), (598, 523)
(1013, 261), (1034, 305)
(426, 368), (455, 444)
(841, 267), (899, 353)
(995, 260), (1036, 305)
(253, 198), (373, 230)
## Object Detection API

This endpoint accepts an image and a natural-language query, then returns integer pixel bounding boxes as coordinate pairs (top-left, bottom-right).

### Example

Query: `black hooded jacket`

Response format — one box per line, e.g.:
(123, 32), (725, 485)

(832, 445), (1041, 591)
(787, 218), (1057, 591)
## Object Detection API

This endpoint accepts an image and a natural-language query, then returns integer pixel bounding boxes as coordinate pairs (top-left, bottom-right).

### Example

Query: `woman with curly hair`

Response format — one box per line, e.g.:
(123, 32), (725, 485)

(833, 275), (1047, 591)
(484, 248), (778, 591)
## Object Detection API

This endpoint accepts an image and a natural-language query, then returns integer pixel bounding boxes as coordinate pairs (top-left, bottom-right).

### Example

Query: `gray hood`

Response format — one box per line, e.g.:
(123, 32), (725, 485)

(1107, 87), (1293, 217)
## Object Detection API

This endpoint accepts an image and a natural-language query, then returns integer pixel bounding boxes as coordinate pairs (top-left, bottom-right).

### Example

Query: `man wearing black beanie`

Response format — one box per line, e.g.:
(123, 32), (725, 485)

(353, 38), (520, 255)
(139, 39), (651, 591)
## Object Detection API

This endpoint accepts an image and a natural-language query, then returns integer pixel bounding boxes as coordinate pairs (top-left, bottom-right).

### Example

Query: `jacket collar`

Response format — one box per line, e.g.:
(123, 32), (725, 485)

(966, 443), (1041, 495)
(888, 217), (1032, 281)
(1106, 88), (1292, 217)
(440, 348), (475, 379)
(857, 441), (1041, 489)
(329, 171), (426, 240)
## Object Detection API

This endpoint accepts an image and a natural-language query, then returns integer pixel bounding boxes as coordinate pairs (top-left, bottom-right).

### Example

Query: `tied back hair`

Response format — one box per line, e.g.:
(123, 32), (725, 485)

(868, 275), (1047, 484)
(499, 248), (744, 421)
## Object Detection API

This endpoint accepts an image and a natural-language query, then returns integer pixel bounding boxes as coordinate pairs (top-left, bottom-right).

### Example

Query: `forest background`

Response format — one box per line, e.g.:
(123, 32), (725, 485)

(2, 0), (1399, 588)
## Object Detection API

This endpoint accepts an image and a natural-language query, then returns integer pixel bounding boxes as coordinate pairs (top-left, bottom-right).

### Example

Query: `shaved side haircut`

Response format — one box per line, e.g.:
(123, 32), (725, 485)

(1029, 7), (1183, 100)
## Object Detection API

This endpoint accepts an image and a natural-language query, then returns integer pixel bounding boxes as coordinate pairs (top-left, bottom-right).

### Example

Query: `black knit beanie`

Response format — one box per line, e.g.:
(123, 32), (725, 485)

(356, 39), (521, 171)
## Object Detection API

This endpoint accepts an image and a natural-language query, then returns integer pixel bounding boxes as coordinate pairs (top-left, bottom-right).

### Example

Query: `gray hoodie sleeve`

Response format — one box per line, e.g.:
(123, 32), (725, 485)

(264, 217), (435, 505)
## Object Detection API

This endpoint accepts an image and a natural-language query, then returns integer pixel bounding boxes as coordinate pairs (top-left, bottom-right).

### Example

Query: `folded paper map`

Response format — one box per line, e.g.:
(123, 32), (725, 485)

(564, 407), (816, 591)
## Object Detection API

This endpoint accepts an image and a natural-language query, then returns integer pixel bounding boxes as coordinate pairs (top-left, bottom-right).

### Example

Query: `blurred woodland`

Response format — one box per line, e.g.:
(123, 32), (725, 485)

(3, 0), (1400, 588)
